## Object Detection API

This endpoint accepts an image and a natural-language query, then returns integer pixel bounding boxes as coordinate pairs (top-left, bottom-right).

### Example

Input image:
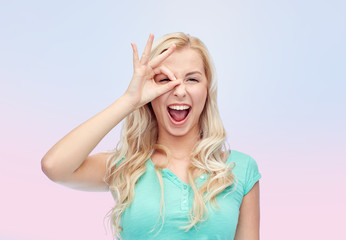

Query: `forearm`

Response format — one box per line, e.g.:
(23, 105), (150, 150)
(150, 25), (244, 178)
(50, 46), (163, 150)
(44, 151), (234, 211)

(41, 94), (135, 180)
(41, 34), (179, 183)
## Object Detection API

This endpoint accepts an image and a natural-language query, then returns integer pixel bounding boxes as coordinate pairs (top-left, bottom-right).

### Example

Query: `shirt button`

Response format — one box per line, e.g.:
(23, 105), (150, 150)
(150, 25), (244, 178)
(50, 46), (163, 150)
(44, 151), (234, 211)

(183, 185), (187, 190)
(183, 200), (187, 204)
(200, 175), (205, 179)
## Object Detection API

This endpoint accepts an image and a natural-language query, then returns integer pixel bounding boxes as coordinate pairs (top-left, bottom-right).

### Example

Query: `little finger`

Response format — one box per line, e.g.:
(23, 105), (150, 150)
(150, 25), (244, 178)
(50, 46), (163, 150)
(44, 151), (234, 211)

(131, 42), (139, 68)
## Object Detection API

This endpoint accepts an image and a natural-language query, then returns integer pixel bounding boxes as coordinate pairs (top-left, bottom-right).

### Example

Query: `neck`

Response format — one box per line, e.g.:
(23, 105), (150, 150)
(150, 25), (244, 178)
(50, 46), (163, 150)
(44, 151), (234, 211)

(156, 129), (200, 161)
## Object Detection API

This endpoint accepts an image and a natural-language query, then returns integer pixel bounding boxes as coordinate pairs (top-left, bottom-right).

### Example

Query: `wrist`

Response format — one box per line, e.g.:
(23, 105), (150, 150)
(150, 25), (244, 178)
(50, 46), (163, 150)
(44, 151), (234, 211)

(120, 93), (140, 111)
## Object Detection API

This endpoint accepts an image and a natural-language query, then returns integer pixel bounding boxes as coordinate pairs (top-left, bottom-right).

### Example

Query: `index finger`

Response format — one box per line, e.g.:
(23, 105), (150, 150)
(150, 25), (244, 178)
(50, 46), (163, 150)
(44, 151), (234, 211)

(149, 44), (176, 69)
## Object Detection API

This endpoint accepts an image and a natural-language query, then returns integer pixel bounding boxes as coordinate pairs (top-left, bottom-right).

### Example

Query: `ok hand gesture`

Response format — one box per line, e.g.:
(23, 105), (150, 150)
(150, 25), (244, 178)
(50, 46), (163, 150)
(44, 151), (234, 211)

(124, 34), (180, 109)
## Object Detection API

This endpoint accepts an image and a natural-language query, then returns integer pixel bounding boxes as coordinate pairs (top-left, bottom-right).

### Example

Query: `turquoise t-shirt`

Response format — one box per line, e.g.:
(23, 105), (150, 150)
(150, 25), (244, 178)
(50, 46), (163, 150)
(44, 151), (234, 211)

(117, 150), (261, 240)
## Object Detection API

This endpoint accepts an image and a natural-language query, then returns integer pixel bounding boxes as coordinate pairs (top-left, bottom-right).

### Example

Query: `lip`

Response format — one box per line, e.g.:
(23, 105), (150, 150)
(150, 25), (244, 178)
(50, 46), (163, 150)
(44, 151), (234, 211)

(167, 103), (191, 125)
(167, 103), (191, 108)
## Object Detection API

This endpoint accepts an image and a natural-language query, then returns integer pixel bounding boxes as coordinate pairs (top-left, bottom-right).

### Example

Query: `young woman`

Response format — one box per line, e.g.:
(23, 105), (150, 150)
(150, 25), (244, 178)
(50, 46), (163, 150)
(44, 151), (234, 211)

(41, 33), (261, 240)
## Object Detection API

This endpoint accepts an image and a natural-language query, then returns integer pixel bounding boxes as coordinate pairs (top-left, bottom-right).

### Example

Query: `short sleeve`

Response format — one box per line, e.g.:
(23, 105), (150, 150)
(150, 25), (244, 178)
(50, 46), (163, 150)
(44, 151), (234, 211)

(244, 156), (261, 195)
(116, 157), (125, 167)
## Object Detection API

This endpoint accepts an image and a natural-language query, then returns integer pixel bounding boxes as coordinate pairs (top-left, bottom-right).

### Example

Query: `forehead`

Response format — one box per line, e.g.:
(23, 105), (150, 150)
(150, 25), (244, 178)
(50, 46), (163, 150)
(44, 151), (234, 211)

(160, 48), (204, 76)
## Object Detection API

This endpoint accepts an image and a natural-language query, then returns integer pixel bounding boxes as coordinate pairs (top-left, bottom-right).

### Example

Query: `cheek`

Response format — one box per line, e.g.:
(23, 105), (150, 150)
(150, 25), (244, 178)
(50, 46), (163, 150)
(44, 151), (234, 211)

(192, 88), (208, 111)
(150, 96), (166, 119)
(150, 101), (160, 118)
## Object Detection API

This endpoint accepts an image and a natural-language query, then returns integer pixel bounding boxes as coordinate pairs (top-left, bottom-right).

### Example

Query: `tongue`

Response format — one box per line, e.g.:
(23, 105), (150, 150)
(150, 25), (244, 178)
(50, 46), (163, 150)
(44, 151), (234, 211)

(169, 109), (189, 122)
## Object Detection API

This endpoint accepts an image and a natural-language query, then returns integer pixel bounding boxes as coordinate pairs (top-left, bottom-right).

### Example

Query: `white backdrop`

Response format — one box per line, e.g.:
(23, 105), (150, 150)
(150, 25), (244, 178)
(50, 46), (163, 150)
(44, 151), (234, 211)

(1, 0), (345, 239)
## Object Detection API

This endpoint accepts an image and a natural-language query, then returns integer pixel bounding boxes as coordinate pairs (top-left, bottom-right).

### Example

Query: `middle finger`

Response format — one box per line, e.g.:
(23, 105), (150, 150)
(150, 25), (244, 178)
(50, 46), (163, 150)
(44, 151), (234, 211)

(140, 33), (154, 64)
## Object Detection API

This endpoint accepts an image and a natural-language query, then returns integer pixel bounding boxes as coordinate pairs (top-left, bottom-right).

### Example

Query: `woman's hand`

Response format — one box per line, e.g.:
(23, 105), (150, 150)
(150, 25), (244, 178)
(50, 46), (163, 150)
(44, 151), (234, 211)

(42, 34), (179, 191)
(124, 34), (180, 109)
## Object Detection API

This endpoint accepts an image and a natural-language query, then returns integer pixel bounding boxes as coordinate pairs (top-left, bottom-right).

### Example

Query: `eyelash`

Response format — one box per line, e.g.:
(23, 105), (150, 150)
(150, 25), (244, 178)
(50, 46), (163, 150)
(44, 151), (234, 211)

(158, 78), (199, 83)
(188, 78), (199, 82)
(159, 78), (171, 82)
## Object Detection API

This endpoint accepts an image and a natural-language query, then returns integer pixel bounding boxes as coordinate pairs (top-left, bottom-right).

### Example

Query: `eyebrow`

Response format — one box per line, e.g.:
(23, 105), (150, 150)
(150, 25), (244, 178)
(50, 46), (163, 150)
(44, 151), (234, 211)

(185, 71), (202, 77)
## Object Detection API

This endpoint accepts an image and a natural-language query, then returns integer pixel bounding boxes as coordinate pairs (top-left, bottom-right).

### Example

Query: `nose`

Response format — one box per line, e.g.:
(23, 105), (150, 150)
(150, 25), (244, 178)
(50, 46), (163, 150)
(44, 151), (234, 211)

(173, 79), (186, 98)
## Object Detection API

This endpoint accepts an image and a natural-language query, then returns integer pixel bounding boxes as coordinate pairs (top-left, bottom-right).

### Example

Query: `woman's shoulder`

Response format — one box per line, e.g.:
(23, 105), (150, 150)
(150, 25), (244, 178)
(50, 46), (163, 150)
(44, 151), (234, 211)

(226, 149), (257, 165)
(226, 149), (261, 194)
(227, 149), (250, 160)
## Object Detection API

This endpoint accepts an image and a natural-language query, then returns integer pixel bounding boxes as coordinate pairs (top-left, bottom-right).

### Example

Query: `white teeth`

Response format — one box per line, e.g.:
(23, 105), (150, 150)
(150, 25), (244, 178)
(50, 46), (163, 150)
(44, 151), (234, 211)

(168, 105), (190, 110)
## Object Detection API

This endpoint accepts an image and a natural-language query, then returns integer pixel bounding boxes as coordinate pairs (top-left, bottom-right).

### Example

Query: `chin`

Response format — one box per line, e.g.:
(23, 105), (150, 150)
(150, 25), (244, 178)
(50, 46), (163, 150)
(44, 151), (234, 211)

(167, 130), (189, 137)
(166, 123), (199, 138)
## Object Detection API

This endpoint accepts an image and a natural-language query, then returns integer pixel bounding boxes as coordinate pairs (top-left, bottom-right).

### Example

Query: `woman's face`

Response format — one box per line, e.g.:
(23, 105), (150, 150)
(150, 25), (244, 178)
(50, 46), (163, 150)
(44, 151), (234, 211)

(151, 48), (208, 138)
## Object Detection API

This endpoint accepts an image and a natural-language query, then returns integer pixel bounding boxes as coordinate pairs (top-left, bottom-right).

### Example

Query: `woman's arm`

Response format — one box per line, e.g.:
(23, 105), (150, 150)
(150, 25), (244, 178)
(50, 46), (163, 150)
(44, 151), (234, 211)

(41, 95), (136, 191)
(41, 34), (180, 191)
(234, 181), (260, 240)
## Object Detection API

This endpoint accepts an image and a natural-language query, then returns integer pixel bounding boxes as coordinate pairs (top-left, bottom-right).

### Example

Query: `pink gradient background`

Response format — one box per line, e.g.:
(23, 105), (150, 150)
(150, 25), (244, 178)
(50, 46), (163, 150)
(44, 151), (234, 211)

(1, 0), (345, 239)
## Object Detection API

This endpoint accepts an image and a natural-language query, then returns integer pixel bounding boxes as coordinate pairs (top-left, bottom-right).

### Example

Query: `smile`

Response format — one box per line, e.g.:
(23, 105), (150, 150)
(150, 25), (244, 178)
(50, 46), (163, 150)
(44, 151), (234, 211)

(167, 104), (191, 124)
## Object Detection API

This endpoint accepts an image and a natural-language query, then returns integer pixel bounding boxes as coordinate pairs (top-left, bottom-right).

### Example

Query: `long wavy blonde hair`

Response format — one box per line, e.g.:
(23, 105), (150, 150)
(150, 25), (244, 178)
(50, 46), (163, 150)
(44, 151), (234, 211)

(105, 32), (236, 239)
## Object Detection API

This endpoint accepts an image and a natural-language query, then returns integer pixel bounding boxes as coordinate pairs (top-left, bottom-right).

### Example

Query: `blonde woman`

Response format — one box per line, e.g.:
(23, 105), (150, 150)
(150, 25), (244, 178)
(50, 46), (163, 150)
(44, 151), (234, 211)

(42, 33), (261, 240)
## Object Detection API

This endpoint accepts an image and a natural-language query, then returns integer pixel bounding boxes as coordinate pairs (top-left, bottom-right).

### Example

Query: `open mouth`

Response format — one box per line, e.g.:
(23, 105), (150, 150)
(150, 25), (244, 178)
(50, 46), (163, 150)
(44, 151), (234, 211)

(167, 105), (191, 123)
